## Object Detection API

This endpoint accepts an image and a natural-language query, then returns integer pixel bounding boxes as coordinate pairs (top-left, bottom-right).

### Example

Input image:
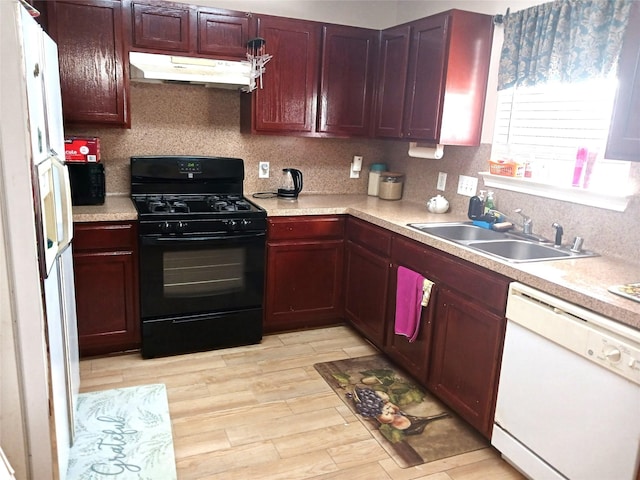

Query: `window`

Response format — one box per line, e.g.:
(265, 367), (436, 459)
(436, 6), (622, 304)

(485, 77), (632, 210)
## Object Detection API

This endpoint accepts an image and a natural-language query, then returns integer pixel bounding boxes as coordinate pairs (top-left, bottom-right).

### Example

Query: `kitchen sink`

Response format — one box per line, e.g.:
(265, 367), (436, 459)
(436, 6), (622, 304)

(409, 223), (506, 241)
(467, 240), (571, 261)
(407, 222), (598, 263)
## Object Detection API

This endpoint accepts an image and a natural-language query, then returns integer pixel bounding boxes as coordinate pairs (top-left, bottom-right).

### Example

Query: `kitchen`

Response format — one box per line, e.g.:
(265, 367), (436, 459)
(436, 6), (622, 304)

(1, 0), (639, 479)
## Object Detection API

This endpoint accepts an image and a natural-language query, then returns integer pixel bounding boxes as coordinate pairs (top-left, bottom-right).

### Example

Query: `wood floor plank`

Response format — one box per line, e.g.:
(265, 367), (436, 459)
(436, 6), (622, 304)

(78, 325), (525, 480)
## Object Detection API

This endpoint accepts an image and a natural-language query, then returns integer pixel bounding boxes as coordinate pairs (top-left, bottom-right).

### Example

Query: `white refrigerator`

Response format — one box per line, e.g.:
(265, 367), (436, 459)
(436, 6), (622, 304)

(0, 2), (79, 479)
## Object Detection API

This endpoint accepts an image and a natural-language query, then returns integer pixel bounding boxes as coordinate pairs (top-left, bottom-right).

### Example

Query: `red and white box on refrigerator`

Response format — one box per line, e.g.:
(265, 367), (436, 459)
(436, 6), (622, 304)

(64, 136), (100, 162)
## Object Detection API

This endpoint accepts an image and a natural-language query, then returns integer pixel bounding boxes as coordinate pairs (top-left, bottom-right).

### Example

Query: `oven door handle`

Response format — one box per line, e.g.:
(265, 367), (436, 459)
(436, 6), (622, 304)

(141, 232), (265, 245)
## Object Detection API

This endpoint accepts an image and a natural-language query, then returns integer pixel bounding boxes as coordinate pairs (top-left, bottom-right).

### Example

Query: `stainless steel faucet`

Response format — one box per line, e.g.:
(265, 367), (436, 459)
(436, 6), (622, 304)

(514, 208), (533, 234)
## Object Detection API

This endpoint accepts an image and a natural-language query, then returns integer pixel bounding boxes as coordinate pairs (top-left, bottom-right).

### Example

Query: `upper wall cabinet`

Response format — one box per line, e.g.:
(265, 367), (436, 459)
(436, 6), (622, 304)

(318, 25), (379, 136)
(606, 2), (640, 161)
(241, 16), (321, 134)
(375, 10), (494, 145)
(45, 0), (130, 127)
(241, 17), (379, 137)
(123, 0), (251, 60)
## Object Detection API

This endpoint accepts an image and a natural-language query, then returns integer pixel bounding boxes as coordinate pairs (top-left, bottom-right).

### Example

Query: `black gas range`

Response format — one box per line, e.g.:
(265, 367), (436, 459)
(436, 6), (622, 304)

(131, 156), (266, 358)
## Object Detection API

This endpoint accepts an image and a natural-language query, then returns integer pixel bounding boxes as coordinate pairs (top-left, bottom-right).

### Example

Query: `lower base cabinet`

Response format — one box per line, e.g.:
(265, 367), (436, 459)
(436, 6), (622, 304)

(380, 233), (509, 439)
(428, 287), (507, 437)
(73, 221), (140, 357)
(343, 217), (392, 348)
(264, 216), (345, 333)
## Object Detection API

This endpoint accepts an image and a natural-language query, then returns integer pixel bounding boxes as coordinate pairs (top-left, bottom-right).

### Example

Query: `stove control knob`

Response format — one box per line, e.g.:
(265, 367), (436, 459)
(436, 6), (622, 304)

(225, 219), (238, 230)
(241, 219), (250, 228)
(159, 221), (172, 233)
(175, 221), (188, 233)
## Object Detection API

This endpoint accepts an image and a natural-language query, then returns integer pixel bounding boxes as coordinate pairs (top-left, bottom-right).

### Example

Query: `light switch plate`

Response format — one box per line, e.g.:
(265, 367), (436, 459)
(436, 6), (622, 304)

(437, 172), (447, 191)
(259, 161), (269, 178)
(457, 175), (478, 196)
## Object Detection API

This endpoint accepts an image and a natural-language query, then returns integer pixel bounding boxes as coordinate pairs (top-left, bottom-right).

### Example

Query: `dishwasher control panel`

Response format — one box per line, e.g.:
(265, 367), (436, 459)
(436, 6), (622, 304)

(585, 330), (640, 384)
(507, 282), (640, 386)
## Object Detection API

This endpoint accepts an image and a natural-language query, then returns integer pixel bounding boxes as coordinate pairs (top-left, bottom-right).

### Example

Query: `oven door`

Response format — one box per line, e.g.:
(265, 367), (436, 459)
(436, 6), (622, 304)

(139, 232), (265, 320)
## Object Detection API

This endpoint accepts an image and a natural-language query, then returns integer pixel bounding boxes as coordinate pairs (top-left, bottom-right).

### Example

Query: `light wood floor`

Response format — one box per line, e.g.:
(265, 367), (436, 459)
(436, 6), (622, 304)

(79, 325), (526, 480)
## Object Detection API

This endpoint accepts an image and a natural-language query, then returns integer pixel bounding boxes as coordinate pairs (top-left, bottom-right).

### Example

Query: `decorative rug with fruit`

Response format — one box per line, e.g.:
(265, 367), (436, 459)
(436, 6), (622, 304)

(314, 355), (488, 468)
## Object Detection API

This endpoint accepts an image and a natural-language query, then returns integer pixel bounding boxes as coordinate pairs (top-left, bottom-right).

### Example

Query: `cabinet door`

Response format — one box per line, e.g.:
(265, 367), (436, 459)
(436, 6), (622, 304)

(47, 0), (129, 127)
(73, 222), (140, 357)
(131, 0), (192, 52)
(428, 287), (506, 438)
(384, 264), (435, 385)
(606, 1), (640, 161)
(318, 25), (378, 136)
(73, 251), (140, 356)
(374, 25), (411, 138)
(344, 241), (389, 347)
(246, 16), (321, 134)
(197, 10), (249, 58)
(265, 240), (343, 333)
(402, 14), (448, 141)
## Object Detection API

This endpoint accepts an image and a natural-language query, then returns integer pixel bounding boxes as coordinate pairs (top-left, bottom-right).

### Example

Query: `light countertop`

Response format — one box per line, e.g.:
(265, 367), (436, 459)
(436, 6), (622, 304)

(72, 193), (640, 331)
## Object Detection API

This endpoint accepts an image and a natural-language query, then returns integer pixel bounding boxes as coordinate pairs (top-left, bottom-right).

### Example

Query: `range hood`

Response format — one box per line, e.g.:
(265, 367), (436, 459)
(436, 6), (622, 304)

(129, 51), (251, 90)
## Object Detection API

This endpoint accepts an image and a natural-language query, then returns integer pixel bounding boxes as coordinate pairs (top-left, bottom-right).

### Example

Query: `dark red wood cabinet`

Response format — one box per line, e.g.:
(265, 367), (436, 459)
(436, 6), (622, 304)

(241, 15), (321, 134)
(382, 233), (509, 439)
(376, 10), (493, 144)
(383, 236), (436, 385)
(242, 17), (379, 137)
(606, 1), (640, 161)
(374, 25), (411, 138)
(343, 217), (392, 348)
(124, 0), (251, 59)
(264, 216), (345, 333)
(45, 0), (130, 127)
(129, 0), (192, 52)
(73, 222), (140, 357)
(318, 25), (379, 136)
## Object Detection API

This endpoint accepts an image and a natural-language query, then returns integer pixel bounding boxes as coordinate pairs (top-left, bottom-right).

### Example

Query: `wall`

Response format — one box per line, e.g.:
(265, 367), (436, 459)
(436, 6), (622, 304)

(172, 0), (399, 29)
(67, 83), (397, 195)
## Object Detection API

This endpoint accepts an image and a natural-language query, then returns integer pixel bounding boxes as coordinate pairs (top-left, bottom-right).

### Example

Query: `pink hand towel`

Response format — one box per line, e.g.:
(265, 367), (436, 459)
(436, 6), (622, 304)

(395, 266), (425, 342)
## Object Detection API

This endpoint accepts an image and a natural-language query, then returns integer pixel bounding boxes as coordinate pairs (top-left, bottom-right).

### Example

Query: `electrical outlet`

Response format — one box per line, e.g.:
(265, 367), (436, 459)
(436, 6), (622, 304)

(258, 161), (269, 178)
(437, 172), (447, 191)
(457, 175), (478, 196)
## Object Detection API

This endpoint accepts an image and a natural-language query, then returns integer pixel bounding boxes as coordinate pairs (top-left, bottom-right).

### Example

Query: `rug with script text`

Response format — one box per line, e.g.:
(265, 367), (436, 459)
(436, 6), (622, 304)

(67, 383), (177, 480)
(314, 355), (488, 468)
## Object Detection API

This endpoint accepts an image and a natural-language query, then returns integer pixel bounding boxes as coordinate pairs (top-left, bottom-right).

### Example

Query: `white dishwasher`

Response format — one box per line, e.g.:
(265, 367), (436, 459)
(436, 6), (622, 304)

(492, 282), (640, 480)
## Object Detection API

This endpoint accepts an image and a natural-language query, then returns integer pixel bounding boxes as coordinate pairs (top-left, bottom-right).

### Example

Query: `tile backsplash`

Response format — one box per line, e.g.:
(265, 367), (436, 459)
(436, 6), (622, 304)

(67, 82), (639, 263)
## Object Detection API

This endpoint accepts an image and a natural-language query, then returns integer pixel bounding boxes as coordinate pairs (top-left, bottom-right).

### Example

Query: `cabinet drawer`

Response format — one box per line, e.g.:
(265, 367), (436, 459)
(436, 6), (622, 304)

(347, 217), (392, 257)
(392, 235), (509, 314)
(74, 222), (137, 252)
(268, 216), (345, 241)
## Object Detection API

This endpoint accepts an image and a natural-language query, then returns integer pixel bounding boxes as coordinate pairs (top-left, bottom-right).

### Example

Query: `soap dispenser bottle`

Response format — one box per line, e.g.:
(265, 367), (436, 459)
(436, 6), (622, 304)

(484, 191), (495, 214)
(468, 193), (484, 219)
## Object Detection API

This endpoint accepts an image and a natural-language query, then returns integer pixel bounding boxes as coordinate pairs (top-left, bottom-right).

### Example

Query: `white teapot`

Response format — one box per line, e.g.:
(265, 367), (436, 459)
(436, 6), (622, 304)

(427, 195), (449, 214)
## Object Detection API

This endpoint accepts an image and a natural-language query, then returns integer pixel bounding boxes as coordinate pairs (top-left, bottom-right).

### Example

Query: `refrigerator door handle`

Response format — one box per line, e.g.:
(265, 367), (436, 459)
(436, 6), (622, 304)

(50, 154), (74, 250)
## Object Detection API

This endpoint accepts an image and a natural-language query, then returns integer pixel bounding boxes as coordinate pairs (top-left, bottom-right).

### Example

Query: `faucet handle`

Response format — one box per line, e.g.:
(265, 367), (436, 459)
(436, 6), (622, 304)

(515, 208), (533, 234)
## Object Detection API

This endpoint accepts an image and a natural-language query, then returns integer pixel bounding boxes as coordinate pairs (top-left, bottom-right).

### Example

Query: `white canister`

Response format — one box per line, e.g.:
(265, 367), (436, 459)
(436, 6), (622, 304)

(367, 163), (387, 196)
(378, 172), (404, 200)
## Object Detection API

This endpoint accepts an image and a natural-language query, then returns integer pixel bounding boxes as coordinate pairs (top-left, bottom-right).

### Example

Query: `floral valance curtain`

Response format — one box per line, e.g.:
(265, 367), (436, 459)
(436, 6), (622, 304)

(498, 0), (632, 90)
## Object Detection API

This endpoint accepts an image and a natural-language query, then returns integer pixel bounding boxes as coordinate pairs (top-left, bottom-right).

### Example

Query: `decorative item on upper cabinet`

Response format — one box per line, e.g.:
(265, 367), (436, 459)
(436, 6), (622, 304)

(427, 195), (449, 213)
(375, 10), (494, 145)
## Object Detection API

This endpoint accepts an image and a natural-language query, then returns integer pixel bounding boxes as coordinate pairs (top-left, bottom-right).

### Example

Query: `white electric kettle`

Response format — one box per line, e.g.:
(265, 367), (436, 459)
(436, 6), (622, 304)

(427, 195), (449, 213)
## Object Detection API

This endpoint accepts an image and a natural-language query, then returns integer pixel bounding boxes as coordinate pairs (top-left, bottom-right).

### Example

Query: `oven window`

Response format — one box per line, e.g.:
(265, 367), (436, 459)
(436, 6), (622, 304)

(163, 248), (245, 297)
